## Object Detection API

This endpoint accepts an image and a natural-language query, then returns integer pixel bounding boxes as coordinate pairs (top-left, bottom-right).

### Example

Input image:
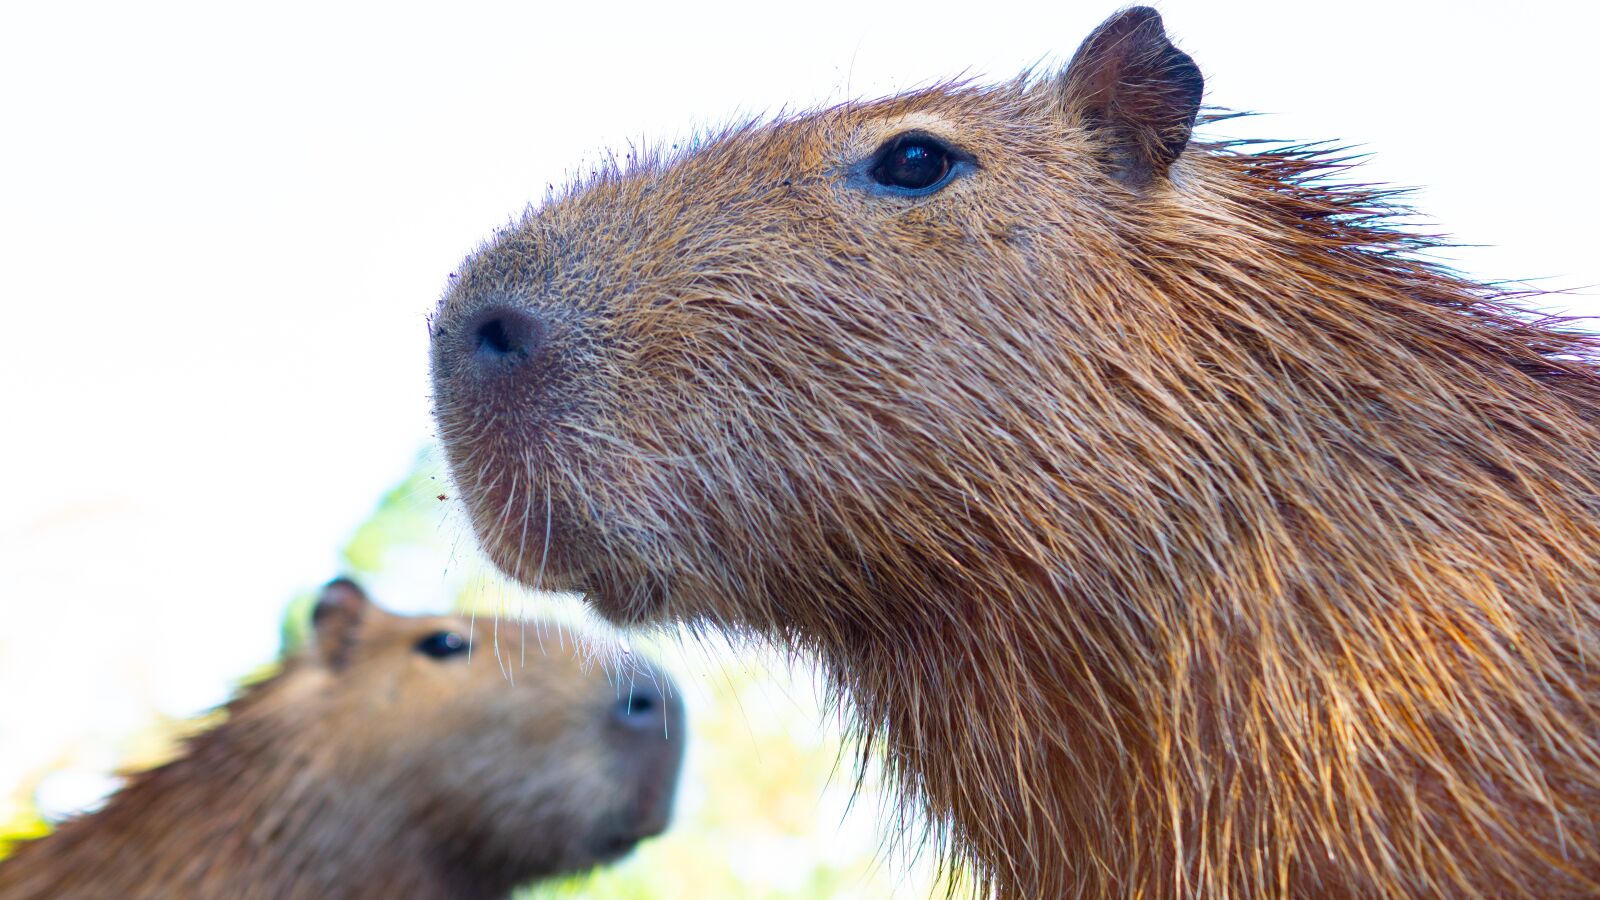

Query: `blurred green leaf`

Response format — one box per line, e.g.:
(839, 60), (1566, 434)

(0, 805), (49, 861)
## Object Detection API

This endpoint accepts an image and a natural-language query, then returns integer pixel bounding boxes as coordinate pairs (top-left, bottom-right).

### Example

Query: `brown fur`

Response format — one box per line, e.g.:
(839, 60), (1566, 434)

(0, 581), (685, 900)
(428, 8), (1600, 898)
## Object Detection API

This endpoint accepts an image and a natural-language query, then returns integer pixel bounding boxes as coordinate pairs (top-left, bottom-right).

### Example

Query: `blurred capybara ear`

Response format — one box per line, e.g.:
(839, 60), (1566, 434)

(1054, 6), (1203, 188)
(311, 577), (371, 670)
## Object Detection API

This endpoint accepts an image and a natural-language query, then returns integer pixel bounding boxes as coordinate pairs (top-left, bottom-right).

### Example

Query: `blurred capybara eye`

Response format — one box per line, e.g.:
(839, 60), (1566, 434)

(870, 134), (954, 192)
(414, 630), (469, 659)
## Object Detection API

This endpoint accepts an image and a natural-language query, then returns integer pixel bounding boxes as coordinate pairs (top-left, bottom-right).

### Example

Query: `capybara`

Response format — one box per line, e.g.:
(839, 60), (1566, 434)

(428, 7), (1600, 897)
(0, 580), (685, 900)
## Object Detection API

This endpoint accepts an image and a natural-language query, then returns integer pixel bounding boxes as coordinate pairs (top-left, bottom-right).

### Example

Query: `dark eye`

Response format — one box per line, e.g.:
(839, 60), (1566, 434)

(870, 135), (955, 192)
(415, 630), (468, 659)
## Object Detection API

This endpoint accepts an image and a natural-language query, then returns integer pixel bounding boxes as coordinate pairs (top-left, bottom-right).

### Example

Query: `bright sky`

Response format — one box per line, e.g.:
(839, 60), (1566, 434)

(3, 0), (1597, 812)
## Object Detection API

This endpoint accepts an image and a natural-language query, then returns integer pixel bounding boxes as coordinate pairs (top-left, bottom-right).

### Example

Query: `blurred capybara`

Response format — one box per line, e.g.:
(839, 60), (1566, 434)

(428, 7), (1600, 897)
(0, 580), (685, 900)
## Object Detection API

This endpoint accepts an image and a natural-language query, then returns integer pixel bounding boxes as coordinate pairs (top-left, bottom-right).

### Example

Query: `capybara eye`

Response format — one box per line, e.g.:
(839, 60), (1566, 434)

(870, 134), (955, 192)
(415, 630), (469, 659)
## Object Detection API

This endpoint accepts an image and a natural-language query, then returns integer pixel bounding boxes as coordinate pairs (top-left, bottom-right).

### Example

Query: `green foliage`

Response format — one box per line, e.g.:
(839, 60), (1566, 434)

(341, 449), (455, 577)
(278, 590), (318, 659)
(0, 805), (48, 862)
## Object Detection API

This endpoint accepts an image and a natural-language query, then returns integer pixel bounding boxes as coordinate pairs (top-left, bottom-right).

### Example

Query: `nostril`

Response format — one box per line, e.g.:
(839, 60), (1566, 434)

(469, 307), (541, 367)
(613, 684), (667, 728)
(477, 317), (517, 355)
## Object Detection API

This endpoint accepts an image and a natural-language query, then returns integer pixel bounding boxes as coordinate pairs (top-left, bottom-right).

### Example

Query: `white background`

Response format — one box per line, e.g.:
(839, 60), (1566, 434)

(3, 0), (1596, 812)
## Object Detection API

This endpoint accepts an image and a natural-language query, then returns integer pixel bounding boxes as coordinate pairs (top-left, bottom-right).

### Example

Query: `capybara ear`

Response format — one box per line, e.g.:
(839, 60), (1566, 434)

(1054, 6), (1203, 188)
(311, 577), (371, 670)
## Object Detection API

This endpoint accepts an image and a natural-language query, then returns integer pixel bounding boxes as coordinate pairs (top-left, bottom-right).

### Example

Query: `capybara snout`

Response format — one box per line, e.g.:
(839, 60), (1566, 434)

(598, 663), (684, 850)
(0, 579), (686, 900)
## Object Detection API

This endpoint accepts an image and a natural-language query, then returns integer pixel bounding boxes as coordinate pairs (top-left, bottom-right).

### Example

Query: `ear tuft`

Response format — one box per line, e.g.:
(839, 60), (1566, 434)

(1057, 6), (1204, 188)
(311, 577), (371, 670)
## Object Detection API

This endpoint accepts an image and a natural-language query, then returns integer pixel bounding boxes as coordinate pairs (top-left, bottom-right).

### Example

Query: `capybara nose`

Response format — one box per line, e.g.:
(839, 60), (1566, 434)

(466, 306), (544, 374)
(612, 678), (676, 731)
(609, 670), (685, 843)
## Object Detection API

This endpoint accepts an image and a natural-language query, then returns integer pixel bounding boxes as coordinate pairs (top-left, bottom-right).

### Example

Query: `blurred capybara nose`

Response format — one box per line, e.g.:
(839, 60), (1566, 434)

(612, 677), (679, 732)
(467, 306), (544, 375)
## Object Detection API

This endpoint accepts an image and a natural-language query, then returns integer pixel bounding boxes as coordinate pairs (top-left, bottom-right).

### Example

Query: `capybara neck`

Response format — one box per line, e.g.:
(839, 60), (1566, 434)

(429, 7), (1600, 897)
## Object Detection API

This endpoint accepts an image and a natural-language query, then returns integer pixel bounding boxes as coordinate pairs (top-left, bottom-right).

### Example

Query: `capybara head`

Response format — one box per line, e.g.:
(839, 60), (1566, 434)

(430, 6), (1600, 898)
(298, 579), (685, 874)
(429, 7), (1207, 633)
(0, 580), (685, 900)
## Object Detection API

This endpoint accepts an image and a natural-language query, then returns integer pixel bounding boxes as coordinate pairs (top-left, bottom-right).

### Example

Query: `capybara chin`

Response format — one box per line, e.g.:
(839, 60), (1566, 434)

(428, 6), (1600, 897)
(0, 580), (685, 900)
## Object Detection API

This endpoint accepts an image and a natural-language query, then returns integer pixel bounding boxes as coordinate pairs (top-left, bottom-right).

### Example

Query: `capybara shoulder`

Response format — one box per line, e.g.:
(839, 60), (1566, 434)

(0, 580), (685, 900)
(429, 6), (1600, 898)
